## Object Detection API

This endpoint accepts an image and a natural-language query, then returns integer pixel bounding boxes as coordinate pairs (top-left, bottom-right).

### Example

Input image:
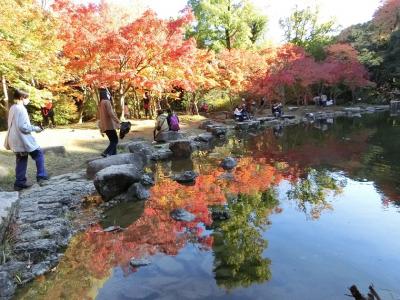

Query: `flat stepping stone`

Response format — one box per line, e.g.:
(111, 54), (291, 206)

(256, 117), (275, 123)
(344, 107), (361, 112)
(280, 115), (296, 120)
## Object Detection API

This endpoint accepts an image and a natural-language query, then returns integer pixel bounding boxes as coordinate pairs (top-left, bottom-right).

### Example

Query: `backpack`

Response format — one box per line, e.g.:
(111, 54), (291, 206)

(119, 121), (131, 139)
(169, 114), (180, 131)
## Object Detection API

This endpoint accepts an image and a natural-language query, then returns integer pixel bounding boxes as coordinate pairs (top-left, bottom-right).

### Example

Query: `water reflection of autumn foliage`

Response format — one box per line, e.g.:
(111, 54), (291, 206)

(247, 126), (371, 176)
(81, 157), (289, 278)
(18, 157), (295, 299)
(18, 154), (345, 299)
(77, 155), (341, 280)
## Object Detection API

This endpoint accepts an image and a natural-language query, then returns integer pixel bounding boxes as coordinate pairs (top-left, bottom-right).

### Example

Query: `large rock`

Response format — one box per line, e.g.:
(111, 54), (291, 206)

(173, 171), (198, 184)
(128, 182), (150, 200)
(111, 181), (151, 202)
(94, 164), (143, 200)
(198, 120), (214, 130)
(87, 153), (145, 179)
(127, 141), (153, 162)
(210, 126), (228, 137)
(151, 148), (173, 161)
(0, 271), (15, 299)
(169, 140), (193, 158)
(140, 173), (155, 187)
(13, 239), (57, 262)
(190, 140), (213, 152)
(194, 133), (214, 143)
(155, 131), (184, 143)
(220, 157), (237, 171)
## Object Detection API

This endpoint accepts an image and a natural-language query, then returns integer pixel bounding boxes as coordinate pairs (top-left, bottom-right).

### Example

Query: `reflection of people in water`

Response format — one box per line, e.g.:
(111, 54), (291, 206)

(273, 124), (284, 138)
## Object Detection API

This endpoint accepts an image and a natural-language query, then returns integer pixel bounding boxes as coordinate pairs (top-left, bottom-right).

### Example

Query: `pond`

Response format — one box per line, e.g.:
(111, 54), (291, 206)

(16, 112), (400, 300)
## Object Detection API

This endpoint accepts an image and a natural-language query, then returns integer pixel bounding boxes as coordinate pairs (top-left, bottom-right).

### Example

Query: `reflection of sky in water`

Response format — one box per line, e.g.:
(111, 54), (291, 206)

(95, 177), (400, 300)
(266, 178), (400, 299)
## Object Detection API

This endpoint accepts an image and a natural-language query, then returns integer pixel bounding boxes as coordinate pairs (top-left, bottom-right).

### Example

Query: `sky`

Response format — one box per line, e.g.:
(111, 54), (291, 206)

(78, 0), (383, 44)
(147, 0), (382, 43)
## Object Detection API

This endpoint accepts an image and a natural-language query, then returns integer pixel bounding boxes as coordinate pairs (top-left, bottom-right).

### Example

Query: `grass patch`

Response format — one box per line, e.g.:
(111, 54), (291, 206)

(0, 146), (105, 191)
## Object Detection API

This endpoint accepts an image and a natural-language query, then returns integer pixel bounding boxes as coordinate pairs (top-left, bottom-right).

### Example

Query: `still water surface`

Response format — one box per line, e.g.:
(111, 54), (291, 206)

(17, 113), (400, 299)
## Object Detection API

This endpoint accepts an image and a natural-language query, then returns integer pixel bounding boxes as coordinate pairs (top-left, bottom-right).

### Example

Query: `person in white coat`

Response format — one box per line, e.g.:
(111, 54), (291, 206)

(4, 90), (48, 191)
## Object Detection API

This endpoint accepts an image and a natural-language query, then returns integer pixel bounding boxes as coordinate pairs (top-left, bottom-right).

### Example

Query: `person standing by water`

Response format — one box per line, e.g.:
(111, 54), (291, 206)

(4, 90), (49, 191)
(98, 88), (120, 157)
(153, 109), (169, 141)
(143, 91), (151, 119)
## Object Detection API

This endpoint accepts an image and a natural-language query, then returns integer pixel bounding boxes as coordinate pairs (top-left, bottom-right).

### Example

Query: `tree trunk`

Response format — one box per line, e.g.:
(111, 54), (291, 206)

(191, 93), (199, 115)
(225, 28), (231, 50)
(119, 94), (125, 121)
(228, 94), (234, 110)
(132, 88), (139, 119)
(281, 86), (286, 106)
(1, 75), (9, 129)
(135, 94), (141, 119)
(77, 88), (87, 124)
(119, 82), (125, 121)
(225, 1), (232, 50)
(92, 87), (100, 105)
(2, 75), (9, 111)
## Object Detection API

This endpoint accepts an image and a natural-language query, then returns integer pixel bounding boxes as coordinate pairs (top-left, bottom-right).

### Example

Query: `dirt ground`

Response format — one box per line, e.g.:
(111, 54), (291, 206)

(0, 115), (206, 191)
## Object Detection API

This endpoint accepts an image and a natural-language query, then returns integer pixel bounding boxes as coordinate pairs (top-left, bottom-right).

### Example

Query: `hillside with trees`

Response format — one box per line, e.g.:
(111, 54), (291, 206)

(0, 0), (396, 128)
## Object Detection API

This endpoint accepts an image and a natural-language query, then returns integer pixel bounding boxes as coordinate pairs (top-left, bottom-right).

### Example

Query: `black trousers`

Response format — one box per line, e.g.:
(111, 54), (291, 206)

(104, 130), (118, 156)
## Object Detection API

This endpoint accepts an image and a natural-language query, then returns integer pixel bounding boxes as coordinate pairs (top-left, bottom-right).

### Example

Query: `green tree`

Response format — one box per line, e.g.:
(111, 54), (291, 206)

(187, 0), (268, 51)
(338, 22), (384, 83)
(337, 1), (400, 96)
(279, 5), (338, 60)
(0, 0), (64, 126)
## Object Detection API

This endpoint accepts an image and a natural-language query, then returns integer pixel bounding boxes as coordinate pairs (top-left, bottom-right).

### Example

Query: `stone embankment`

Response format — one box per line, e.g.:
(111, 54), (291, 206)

(0, 172), (95, 300)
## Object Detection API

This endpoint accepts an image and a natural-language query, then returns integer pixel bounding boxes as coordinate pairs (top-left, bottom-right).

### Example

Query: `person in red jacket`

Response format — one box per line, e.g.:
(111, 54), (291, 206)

(41, 99), (56, 128)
